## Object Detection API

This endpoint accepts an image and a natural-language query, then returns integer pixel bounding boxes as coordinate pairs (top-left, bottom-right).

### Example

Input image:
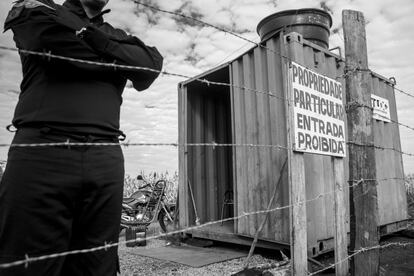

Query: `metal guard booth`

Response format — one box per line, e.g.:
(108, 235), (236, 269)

(177, 31), (408, 257)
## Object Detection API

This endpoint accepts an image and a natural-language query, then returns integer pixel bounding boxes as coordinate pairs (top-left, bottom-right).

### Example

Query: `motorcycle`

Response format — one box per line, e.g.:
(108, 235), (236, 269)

(120, 177), (177, 233)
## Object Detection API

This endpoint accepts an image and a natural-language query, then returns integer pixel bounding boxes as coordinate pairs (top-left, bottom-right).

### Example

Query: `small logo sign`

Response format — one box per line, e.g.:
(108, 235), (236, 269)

(371, 94), (390, 123)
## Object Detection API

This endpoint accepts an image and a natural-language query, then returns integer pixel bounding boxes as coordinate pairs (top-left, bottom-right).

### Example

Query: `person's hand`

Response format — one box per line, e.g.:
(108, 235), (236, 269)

(75, 27), (88, 38)
(77, 25), (111, 54)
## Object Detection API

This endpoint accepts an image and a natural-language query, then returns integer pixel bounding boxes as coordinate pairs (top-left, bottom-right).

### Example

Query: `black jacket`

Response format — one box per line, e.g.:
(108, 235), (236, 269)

(4, 0), (163, 136)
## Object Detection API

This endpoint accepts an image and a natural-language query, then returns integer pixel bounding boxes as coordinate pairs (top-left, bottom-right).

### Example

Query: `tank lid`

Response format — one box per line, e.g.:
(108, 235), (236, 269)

(257, 8), (333, 33)
(257, 8), (333, 45)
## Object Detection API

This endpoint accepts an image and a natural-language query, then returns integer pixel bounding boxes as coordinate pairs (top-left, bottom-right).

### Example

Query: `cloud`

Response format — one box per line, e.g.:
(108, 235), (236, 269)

(0, 0), (414, 175)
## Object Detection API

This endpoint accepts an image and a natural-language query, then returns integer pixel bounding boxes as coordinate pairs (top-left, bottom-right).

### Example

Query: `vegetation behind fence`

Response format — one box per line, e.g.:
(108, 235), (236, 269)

(123, 171), (178, 204)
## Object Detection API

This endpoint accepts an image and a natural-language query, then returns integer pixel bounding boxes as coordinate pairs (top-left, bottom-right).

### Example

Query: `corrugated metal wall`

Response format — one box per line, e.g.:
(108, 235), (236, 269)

(230, 33), (349, 249)
(230, 32), (407, 251)
(230, 36), (290, 242)
(371, 74), (408, 225)
(184, 69), (233, 225)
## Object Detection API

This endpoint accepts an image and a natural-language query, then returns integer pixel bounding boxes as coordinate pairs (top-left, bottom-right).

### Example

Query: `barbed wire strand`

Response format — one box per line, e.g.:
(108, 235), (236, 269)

(346, 101), (414, 135)
(0, 177), (406, 270)
(1, 140), (414, 159)
(387, 117), (414, 132)
(347, 141), (414, 157)
(0, 45), (350, 109)
(212, 41), (251, 67)
(3, 46), (414, 136)
(393, 85), (414, 99)
(347, 67), (414, 101)
(1, 177), (411, 270)
(308, 241), (414, 275)
(132, 1), (414, 101)
(4, 51), (412, 138)
(2, 5), (413, 109)
(132, 1), (286, 57)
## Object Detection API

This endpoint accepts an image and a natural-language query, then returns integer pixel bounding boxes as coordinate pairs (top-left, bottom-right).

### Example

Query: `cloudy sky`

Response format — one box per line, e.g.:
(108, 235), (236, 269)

(0, 0), (413, 177)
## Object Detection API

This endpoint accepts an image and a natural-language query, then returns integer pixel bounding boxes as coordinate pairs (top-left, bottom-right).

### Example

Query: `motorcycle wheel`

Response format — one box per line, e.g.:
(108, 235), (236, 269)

(158, 206), (178, 233)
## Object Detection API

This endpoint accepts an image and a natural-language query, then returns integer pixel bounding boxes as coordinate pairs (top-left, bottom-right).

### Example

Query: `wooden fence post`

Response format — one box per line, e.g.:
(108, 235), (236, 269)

(343, 10), (379, 276)
(333, 158), (349, 275)
(283, 32), (308, 276)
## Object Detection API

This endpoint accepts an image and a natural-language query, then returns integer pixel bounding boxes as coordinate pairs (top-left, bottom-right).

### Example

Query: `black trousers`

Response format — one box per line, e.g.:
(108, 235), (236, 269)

(0, 128), (124, 275)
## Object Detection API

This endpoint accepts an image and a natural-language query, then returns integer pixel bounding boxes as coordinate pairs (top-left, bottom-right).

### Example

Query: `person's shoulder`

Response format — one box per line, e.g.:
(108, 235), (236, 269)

(4, 0), (57, 31)
(7, 0), (56, 15)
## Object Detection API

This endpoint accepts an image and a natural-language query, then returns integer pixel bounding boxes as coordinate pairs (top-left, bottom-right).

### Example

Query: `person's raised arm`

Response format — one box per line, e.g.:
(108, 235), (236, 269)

(79, 25), (164, 91)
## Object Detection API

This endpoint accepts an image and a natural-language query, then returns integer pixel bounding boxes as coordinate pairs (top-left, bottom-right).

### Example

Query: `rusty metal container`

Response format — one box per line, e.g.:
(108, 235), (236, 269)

(257, 9), (332, 49)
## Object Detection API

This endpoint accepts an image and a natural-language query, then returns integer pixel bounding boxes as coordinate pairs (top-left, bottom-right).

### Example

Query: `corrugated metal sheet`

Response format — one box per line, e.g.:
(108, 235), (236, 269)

(178, 31), (408, 255)
(230, 36), (289, 242)
(179, 67), (233, 226)
(230, 33), (349, 251)
(371, 74), (408, 225)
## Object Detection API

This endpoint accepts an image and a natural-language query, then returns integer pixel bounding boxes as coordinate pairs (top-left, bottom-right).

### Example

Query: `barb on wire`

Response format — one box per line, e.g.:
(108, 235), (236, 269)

(0, 175), (384, 270)
(345, 100), (373, 112)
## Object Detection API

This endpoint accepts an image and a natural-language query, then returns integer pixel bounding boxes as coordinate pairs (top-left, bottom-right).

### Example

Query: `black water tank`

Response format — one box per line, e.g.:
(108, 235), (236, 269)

(257, 9), (332, 49)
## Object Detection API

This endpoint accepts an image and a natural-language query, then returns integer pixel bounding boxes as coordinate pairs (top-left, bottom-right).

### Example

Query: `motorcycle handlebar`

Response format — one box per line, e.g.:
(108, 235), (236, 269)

(139, 183), (152, 189)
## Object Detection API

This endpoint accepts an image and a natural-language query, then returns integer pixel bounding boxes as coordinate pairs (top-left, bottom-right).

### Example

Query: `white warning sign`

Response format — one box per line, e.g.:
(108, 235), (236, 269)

(290, 62), (346, 157)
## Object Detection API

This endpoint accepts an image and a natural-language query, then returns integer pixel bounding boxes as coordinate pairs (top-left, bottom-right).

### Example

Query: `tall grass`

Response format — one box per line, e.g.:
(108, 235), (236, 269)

(405, 174), (414, 219)
(123, 171), (178, 204)
(405, 174), (414, 195)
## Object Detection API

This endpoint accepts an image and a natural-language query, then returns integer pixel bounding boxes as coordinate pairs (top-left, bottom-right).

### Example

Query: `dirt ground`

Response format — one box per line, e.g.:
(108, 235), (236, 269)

(116, 189), (414, 275)
(118, 238), (290, 276)
(379, 235), (414, 275)
(117, 224), (290, 276)
(117, 225), (414, 275)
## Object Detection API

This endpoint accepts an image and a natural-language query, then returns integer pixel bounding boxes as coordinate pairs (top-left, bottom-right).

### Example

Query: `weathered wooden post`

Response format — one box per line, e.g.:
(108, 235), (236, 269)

(333, 157), (349, 276)
(283, 32), (308, 276)
(343, 10), (380, 276)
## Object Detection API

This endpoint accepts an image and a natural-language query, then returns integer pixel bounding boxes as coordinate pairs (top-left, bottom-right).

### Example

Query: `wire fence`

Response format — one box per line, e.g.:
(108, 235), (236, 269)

(0, 2), (414, 274)
(1, 140), (414, 161)
(132, 0), (414, 101)
(0, 45), (351, 108)
(1, 47), (414, 135)
(0, 177), (412, 272)
(308, 241), (414, 275)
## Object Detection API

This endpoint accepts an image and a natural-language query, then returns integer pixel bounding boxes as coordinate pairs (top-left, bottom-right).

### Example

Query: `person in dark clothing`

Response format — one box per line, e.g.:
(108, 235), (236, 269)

(0, 0), (163, 275)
